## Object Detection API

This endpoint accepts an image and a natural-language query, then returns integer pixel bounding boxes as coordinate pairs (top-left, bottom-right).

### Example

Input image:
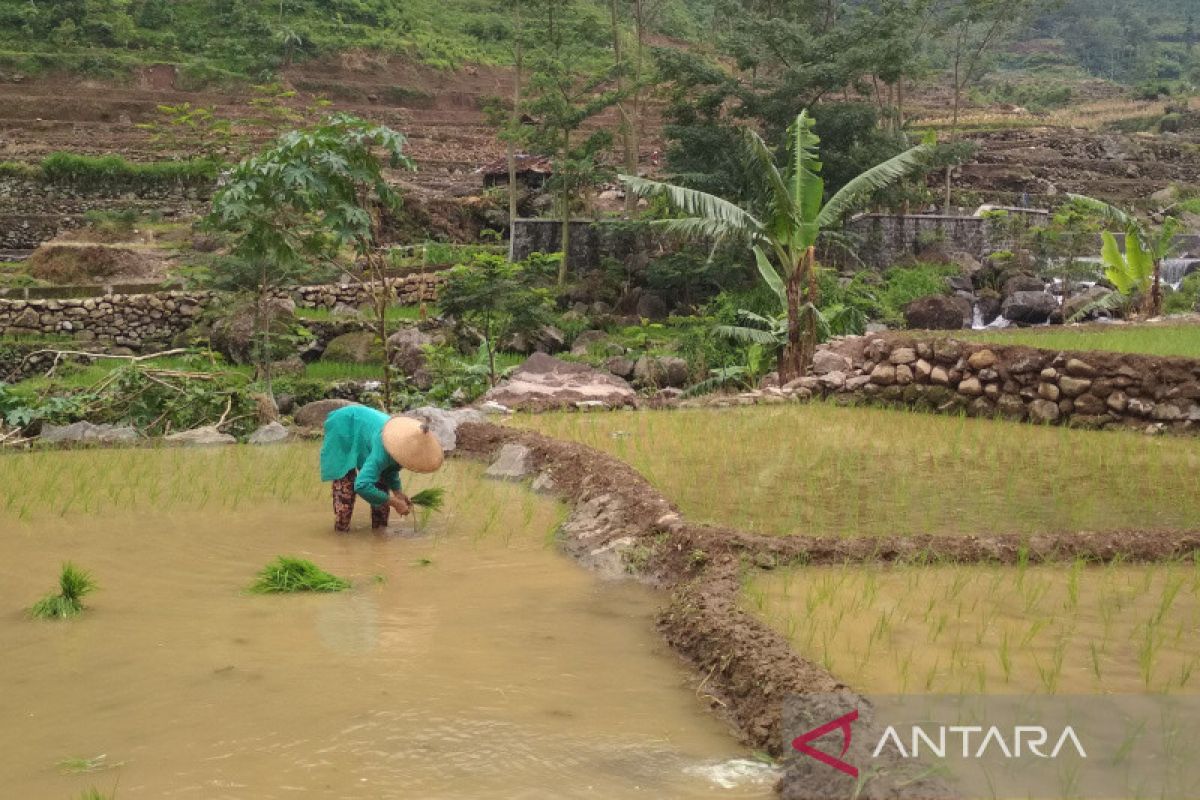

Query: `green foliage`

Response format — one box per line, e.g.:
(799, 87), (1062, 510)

(623, 112), (930, 378)
(877, 263), (958, 323)
(29, 562), (96, 620)
(1163, 273), (1200, 314)
(250, 557), (350, 593)
(422, 343), (521, 404)
(39, 152), (218, 188)
(209, 114), (413, 279)
(2, 362), (257, 437)
(438, 253), (556, 383)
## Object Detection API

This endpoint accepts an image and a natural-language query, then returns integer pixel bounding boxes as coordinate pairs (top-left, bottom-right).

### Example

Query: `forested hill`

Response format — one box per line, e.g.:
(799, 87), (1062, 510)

(0, 0), (1195, 89)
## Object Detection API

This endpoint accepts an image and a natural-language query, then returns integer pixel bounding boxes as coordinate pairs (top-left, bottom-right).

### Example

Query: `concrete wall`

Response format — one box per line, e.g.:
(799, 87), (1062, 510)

(510, 219), (661, 269)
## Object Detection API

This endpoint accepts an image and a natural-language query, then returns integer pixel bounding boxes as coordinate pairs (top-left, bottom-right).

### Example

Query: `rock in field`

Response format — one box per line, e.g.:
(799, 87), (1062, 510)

(294, 399), (357, 428)
(248, 421), (291, 445)
(482, 353), (637, 411)
(484, 443), (534, 481)
(322, 331), (382, 364)
(164, 425), (236, 446)
(403, 406), (485, 452)
(39, 421), (139, 444)
(903, 294), (970, 330)
(1001, 291), (1056, 324)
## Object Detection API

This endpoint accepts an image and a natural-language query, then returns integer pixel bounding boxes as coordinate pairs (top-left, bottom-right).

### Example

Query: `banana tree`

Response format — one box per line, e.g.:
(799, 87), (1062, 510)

(621, 110), (929, 380)
(1068, 194), (1180, 316)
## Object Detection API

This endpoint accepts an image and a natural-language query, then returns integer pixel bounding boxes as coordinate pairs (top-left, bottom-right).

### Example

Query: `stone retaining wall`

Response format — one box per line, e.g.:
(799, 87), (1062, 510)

(0, 174), (213, 248)
(0, 273), (445, 349)
(764, 334), (1200, 434)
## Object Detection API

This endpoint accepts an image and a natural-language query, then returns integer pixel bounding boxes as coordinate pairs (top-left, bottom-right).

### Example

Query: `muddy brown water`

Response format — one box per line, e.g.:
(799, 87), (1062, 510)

(0, 456), (774, 799)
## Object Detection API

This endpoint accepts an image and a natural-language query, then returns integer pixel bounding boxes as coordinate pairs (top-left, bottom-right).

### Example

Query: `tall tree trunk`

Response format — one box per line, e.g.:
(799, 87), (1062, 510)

(896, 78), (905, 130)
(777, 253), (816, 383)
(377, 266), (393, 412)
(624, 0), (645, 216)
(507, 1), (523, 235)
(609, 0), (635, 218)
(558, 130), (571, 286)
(256, 277), (274, 403)
(800, 246), (817, 373)
(1151, 259), (1163, 317)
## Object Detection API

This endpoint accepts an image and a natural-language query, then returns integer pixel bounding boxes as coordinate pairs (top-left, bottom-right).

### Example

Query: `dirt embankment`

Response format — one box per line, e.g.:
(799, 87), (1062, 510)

(454, 420), (1200, 798)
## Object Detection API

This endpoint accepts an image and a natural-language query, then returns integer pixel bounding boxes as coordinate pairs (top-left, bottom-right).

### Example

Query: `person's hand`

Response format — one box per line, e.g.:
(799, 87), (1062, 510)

(388, 492), (412, 516)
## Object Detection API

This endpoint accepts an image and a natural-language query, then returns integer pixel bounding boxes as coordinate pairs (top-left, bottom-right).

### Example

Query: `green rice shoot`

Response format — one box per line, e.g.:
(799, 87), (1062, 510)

(409, 487), (446, 533)
(29, 562), (96, 619)
(250, 556), (350, 594)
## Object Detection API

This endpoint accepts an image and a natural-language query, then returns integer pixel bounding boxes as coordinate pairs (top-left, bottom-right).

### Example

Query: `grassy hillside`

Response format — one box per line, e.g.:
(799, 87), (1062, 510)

(0, 0), (711, 81)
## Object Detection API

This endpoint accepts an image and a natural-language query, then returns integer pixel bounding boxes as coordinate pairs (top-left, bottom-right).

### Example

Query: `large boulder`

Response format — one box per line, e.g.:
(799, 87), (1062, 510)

(1001, 273), (1046, 298)
(40, 421), (139, 444)
(483, 443), (534, 481)
(164, 425), (236, 446)
(635, 292), (669, 320)
(402, 406), (485, 452)
(507, 325), (567, 355)
(294, 399), (357, 429)
(482, 352), (637, 411)
(903, 295), (970, 330)
(322, 331), (382, 364)
(1002, 291), (1057, 324)
(209, 297), (296, 365)
(247, 421), (291, 445)
(975, 289), (1003, 326)
(387, 326), (435, 388)
(632, 355), (690, 388)
(1062, 285), (1115, 321)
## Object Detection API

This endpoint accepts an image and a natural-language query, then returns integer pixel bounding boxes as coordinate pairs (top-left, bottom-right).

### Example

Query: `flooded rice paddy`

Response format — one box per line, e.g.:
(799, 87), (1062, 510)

(748, 562), (1200, 695)
(0, 445), (774, 799)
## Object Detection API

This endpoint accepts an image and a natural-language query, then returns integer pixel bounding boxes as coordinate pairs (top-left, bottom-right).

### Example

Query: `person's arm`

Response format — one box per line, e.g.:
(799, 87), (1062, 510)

(384, 464), (402, 494)
(353, 451), (392, 507)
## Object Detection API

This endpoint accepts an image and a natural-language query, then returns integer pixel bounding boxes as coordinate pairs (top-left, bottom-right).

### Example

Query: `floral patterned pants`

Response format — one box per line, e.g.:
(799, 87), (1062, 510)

(332, 469), (390, 532)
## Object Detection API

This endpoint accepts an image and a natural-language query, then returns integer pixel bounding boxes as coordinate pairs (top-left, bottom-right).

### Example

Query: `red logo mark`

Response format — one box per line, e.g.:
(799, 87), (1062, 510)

(791, 709), (859, 779)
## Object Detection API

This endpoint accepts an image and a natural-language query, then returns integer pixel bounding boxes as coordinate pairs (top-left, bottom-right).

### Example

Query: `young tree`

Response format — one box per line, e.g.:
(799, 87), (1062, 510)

(936, 0), (1036, 211)
(208, 114), (415, 406)
(1070, 195), (1181, 316)
(622, 111), (929, 380)
(438, 254), (555, 384)
(523, 0), (619, 284)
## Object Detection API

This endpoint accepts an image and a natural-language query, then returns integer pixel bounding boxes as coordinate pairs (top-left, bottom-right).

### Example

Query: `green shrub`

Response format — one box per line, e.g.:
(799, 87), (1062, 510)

(1164, 273), (1200, 314)
(877, 263), (958, 324)
(39, 152), (219, 188)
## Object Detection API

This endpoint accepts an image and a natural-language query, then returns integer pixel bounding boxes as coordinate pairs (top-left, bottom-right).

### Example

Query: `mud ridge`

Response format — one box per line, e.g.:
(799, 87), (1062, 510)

(454, 421), (1200, 798)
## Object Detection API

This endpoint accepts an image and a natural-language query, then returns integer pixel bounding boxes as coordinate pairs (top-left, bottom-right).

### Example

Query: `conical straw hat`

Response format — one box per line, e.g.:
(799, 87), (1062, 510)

(381, 416), (444, 473)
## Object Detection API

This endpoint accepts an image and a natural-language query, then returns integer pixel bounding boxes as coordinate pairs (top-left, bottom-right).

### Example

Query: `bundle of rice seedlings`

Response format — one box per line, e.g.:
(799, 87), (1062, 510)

(250, 557), (350, 593)
(409, 487), (445, 532)
(30, 562), (96, 619)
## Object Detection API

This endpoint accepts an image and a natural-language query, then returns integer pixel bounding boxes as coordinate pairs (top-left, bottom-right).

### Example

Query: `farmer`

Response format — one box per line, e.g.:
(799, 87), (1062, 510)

(319, 406), (444, 532)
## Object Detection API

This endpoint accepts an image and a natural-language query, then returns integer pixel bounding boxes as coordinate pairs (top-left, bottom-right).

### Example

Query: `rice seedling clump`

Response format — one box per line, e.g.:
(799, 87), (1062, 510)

(250, 557), (350, 593)
(30, 562), (96, 619)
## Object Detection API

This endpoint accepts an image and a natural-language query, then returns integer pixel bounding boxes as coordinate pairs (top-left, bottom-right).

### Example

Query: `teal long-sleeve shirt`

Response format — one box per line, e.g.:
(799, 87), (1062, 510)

(319, 405), (402, 506)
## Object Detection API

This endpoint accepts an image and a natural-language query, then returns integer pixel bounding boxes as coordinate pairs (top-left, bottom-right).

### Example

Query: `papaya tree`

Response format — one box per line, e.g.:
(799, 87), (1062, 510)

(620, 110), (929, 380)
(208, 114), (414, 407)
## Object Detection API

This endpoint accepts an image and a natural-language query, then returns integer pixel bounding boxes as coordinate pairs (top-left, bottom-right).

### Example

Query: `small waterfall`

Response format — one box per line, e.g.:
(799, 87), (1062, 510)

(1163, 258), (1200, 290)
